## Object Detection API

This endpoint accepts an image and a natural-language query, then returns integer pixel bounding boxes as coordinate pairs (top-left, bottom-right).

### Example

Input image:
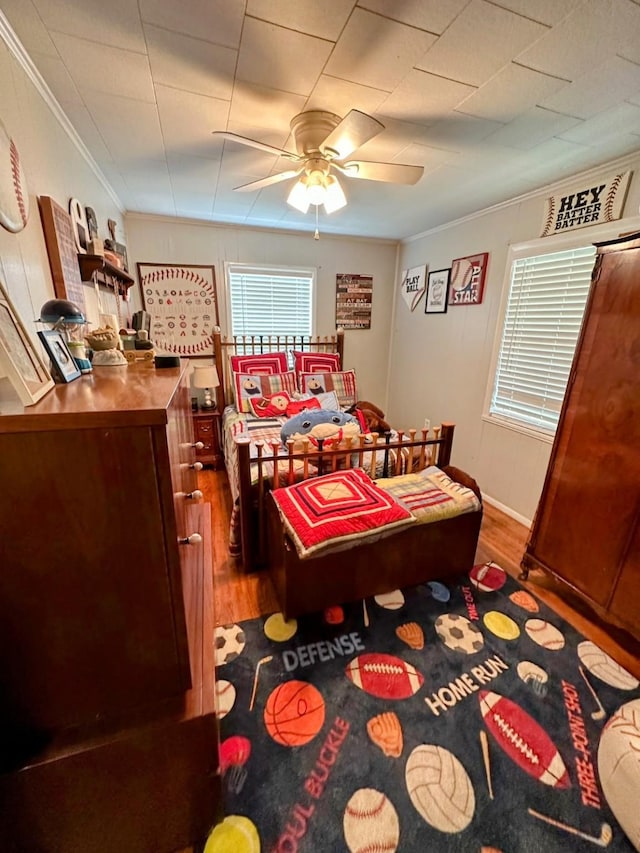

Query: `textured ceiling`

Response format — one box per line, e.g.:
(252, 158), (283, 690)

(3, 0), (640, 239)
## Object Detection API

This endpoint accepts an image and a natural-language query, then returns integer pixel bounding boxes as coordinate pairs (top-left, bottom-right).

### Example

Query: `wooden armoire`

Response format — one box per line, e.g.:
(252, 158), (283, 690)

(522, 230), (640, 641)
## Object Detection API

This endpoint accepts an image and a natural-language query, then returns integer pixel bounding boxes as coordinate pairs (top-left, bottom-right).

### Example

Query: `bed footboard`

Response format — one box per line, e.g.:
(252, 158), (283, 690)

(235, 423), (456, 571)
(268, 473), (483, 620)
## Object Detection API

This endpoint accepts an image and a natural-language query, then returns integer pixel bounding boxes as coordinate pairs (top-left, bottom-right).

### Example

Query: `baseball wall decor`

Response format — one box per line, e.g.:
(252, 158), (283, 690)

(335, 273), (372, 330)
(425, 268), (450, 314)
(0, 119), (29, 233)
(138, 263), (219, 357)
(399, 265), (427, 311)
(448, 252), (489, 306)
(540, 171), (632, 237)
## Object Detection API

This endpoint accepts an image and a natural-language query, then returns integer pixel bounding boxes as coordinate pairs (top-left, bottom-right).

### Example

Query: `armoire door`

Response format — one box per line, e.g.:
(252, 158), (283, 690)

(525, 236), (640, 609)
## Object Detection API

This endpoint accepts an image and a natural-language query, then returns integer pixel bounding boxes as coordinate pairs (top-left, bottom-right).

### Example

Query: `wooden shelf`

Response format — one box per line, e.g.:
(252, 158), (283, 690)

(78, 254), (134, 294)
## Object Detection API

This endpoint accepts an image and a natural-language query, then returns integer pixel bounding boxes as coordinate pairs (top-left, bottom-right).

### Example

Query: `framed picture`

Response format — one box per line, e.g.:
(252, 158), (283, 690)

(37, 329), (81, 383)
(425, 269), (450, 314)
(138, 263), (219, 357)
(448, 252), (489, 306)
(0, 281), (54, 405)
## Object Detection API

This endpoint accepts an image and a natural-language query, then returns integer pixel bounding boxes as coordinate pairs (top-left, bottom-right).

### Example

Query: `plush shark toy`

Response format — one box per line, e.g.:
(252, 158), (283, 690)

(280, 409), (361, 451)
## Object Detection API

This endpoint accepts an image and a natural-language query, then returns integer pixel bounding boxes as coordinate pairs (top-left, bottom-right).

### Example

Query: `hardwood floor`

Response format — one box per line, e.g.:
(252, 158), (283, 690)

(199, 468), (640, 681)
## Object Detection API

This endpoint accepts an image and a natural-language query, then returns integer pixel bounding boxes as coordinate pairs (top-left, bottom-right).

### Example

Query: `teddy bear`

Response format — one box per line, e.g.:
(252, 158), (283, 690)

(348, 400), (391, 434)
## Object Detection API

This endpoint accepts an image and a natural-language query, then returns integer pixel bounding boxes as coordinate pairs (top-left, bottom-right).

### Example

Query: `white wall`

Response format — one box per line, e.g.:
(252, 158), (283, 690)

(392, 155), (640, 523)
(124, 214), (398, 407)
(0, 30), (125, 360)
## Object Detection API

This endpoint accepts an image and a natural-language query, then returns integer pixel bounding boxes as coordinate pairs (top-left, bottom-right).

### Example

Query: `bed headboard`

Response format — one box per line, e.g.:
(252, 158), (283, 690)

(212, 328), (345, 410)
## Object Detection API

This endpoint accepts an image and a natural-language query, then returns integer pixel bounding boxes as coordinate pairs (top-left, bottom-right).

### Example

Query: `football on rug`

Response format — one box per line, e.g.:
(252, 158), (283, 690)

(207, 566), (640, 852)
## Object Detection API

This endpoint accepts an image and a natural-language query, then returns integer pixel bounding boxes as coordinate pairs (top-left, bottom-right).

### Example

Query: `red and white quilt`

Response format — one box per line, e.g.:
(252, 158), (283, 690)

(271, 467), (415, 559)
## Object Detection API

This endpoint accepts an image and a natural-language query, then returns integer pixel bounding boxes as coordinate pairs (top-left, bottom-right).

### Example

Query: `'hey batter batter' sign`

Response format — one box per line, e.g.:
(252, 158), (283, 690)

(540, 171), (631, 237)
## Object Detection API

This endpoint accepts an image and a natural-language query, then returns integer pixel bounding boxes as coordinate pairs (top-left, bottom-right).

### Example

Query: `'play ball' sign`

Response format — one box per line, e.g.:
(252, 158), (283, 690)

(399, 265), (426, 311)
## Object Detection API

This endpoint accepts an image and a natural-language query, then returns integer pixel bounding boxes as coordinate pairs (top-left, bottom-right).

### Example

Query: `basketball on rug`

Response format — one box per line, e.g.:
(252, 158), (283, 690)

(207, 564), (640, 852)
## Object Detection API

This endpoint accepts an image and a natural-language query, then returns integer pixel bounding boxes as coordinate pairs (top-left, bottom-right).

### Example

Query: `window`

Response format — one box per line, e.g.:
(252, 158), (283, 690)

(227, 264), (314, 337)
(489, 244), (596, 434)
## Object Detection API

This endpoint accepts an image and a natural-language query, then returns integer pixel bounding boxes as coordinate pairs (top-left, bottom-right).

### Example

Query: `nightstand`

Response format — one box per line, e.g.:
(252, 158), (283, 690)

(192, 408), (223, 469)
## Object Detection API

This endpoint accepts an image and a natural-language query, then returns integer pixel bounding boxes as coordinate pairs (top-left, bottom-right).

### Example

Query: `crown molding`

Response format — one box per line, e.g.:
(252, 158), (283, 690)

(124, 210), (399, 245)
(403, 149), (640, 244)
(0, 11), (124, 213)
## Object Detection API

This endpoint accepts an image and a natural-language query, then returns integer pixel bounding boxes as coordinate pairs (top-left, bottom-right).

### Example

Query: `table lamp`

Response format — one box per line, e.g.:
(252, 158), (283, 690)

(192, 364), (219, 409)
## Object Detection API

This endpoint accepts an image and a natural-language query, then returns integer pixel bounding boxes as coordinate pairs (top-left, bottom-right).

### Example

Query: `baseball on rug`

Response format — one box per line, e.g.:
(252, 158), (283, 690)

(207, 567), (640, 853)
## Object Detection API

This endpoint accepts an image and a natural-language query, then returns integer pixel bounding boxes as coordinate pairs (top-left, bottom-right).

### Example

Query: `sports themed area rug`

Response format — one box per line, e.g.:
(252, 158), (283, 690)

(207, 564), (640, 853)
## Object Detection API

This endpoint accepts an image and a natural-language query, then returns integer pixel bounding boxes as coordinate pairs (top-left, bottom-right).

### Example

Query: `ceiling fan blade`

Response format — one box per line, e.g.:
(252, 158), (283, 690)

(319, 110), (384, 160)
(233, 169), (303, 192)
(339, 160), (424, 185)
(211, 131), (300, 162)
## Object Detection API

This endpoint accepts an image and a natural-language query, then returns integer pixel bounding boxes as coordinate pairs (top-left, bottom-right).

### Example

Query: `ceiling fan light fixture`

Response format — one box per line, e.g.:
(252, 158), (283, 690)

(306, 172), (326, 206)
(287, 176), (310, 213)
(323, 174), (347, 214)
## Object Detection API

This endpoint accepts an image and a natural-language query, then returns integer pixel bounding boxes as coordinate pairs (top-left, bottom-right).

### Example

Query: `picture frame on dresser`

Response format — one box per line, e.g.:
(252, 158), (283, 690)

(37, 329), (81, 383)
(0, 281), (55, 406)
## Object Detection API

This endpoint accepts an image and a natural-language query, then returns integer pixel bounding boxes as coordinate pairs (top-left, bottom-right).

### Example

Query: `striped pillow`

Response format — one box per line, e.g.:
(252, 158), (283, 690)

(234, 371), (297, 413)
(230, 352), (288, 375)
(299, 370), (357, 409)
(293, 350), (340, 380)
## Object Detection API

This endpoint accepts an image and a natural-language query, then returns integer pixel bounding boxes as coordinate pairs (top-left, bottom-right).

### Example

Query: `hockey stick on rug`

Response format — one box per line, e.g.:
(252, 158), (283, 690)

(206, 565), (640, 853)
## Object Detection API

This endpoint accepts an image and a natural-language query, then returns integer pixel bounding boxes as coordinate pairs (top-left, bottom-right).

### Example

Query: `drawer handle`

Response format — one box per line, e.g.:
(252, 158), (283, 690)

(192, 441), (205, 450)
(190, 461), (204, 471)
(185, 489), (203, 501)
(179, 533), (202, 545)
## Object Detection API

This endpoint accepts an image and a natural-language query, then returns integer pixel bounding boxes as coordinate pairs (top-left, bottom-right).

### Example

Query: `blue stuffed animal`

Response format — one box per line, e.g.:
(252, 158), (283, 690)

(281, 409), (360, 451)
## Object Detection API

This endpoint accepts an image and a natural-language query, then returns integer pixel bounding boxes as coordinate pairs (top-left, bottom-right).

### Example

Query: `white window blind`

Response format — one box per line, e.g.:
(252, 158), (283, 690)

(490, 245), (596, 433)
(227, 265), (313, 337)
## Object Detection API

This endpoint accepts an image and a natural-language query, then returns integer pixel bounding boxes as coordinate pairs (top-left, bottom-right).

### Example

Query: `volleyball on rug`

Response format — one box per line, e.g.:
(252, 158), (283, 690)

(578, 641), (640, 690)
(405, 744), (476, 832)
(598, 698), (640, 851)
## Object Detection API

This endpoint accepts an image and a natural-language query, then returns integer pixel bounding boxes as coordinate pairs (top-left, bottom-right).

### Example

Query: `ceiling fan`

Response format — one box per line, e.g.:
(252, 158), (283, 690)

(211, 109), (424, 215)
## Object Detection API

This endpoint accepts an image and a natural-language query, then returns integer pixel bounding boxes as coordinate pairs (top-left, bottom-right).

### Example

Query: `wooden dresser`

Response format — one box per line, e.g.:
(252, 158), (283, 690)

(522, 231), (640, 642)
(0, 363), (221, 851)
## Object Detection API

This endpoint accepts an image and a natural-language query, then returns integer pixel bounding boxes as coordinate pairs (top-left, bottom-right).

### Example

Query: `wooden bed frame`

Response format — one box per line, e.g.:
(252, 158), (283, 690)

(211, 329), (474, 575)
(235, 423), (458, 571)
(268, 466), (483, 620)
